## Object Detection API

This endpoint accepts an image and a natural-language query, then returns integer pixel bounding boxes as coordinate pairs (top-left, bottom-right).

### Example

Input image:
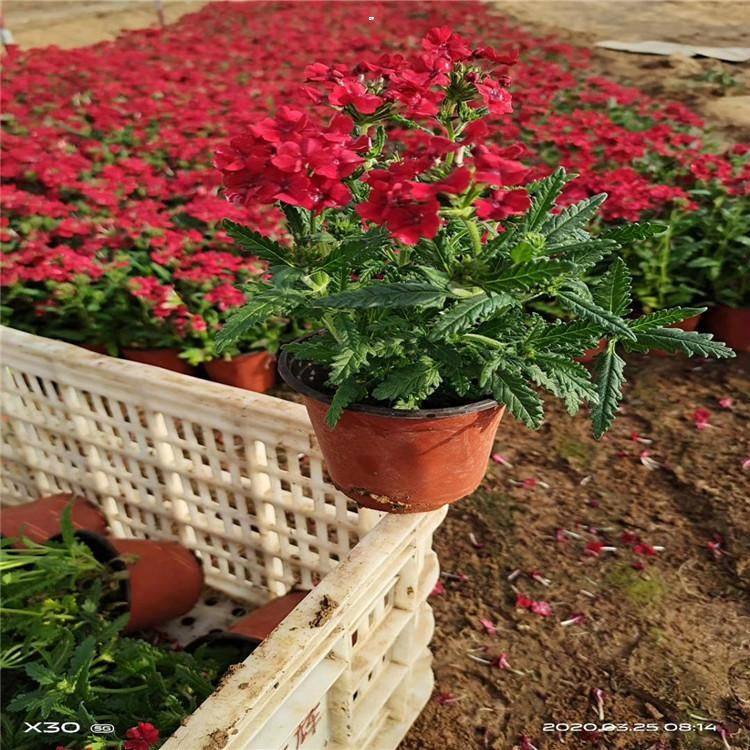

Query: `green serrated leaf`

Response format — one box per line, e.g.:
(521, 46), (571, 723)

(528, 355), (598, 415)
(525, 168), (573, 230)
(542, 193), (607, 244)
(547, 238), (617, 269)
(329, 323), (370, 381)
(284, 338), (338, 363)
(491, 368), (544, 429)
(557, 289), (637, 341)
(600, 221), (666, 243)
(223, 220), (292, 266)
(591, 347), (626, 438)
(372, 356), (442, 407)
(429, 292), (514, 338)
(526, 320), (601, 355)
(281, 204), (306, 241)
(629, 307), (706, 331)
(70, 635), (96, 681)
(626, 328), (735, 358)
(487, 259), (568, 292)
(216, 288), (304, 352)
(315, 282), (447, 309)
(24, 662), (58, 686)
(326, 379), (365, 429)
(593, 257), (632, 316)
(326, 379), (366, 428)
(319, 228), (389, 271)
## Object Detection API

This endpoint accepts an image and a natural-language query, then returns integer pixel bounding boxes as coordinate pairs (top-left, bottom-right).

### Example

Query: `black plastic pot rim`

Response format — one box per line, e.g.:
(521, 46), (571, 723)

(278, 339), (498, 421)
(185, 630), (261, 655)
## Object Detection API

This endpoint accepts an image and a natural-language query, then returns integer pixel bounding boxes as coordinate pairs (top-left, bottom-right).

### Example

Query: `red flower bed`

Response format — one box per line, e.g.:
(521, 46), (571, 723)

(1, 1), (748, 355)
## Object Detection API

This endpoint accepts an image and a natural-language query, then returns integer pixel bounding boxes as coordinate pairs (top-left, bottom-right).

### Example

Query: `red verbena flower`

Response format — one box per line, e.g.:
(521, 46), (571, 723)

(124, 723), (160, 750)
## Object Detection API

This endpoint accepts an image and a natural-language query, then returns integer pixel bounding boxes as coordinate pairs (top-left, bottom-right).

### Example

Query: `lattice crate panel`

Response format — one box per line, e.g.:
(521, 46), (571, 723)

(350, 561), (439, 747)
(0, 328), (447, 750)
(0, 329), (383, 601)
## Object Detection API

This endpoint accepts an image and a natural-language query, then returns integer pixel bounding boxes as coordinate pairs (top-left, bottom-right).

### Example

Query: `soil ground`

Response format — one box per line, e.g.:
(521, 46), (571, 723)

(2, 1), (205, 49)
(402, 351), (750, 750)
(493, 1), (750, 141)
(3, 2), (749, 748)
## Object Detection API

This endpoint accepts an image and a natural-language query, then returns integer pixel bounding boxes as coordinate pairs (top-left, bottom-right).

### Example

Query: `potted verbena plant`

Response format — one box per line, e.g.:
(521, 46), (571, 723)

(179, 282), (285, 392)
(214, 27), (733, 513)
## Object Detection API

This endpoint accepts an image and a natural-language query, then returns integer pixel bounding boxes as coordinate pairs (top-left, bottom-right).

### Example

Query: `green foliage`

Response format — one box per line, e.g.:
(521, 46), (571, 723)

(220, 166), (734, 434)
(1, 514), (221, 749)
(619, 168), (750, 310)
(591, 345), (626, 439)
(223, 220), (293, 266)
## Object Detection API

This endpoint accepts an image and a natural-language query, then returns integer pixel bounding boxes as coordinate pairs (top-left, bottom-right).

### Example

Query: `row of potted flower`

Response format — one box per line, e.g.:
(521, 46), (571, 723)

(1, 2), (747, 363)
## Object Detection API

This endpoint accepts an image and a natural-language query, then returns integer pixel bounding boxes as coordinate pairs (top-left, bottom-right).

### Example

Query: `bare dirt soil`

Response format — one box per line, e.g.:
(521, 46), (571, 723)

(494, 0), (750, 140)
(2, 0), (206, 49)
(402, 352), (750, 750)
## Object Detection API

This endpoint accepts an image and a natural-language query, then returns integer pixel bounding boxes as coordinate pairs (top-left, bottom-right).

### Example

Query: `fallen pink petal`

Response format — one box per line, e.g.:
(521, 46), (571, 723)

(479, 617), (498, 635)
(692, 407), (712, 430)
(529, 569), (551, 586)
(560, 612), (587, 627)
(491, 453), (513, 467)
(435, 692), (458, 706)
(517, 735), (540, 750)
(496, 652), (512, 670)
(516, 593), (553, 617)
(639, 450), (660, 470)
(468, 532), (485, 549)
(718, 397), (734, 409)
(591, 688), (606, 721)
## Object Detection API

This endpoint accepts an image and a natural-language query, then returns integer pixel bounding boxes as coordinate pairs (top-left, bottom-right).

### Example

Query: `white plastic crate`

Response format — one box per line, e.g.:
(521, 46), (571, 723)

(0, 326), (446, 750)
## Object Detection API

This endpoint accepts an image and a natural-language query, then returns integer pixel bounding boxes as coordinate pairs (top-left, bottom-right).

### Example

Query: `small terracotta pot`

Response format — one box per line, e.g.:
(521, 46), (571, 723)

(186, 590), (309, 667)
(1, 494), (107, 547)
(80, 343), (108, 354)
(121, 347), (194, 375)
(77, 532), (204, 633)
(279, 349), (505, 514)
(705, 305), (750, 352)
(576, 339), (606, 364)
(204, 351), (276, 393)
(653, 313), (704, 357)
(228, 590), (308, 641)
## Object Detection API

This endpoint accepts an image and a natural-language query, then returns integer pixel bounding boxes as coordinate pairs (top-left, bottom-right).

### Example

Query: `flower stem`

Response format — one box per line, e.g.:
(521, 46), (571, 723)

(462, 218), (482, 255)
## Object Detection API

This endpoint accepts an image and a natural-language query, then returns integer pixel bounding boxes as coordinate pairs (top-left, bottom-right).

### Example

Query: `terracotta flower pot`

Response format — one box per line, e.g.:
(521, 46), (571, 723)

(705, 305), (750, 352)
(653, 312), (704, 357)
(204, 351), (276, 393)
(80, 343), (108, 354)
(121, 347), (194, 375)
(279, 349), (505, 514)
(1, 493), (107, 547)
(227, 590), (308, 641)
(77, 532), (204, 633)
(185, 590), (309, 669)
(576, 339), (606, 364)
